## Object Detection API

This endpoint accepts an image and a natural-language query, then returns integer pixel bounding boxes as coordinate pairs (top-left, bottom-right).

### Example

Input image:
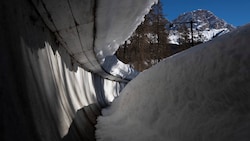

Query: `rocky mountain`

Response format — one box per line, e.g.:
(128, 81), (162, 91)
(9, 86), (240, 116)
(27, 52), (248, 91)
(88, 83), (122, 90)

(169, 9), (236, 44)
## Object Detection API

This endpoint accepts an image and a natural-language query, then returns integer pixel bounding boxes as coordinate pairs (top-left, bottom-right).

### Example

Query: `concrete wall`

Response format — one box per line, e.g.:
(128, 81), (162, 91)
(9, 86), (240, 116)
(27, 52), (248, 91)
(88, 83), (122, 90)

(1, 1), (123, 141)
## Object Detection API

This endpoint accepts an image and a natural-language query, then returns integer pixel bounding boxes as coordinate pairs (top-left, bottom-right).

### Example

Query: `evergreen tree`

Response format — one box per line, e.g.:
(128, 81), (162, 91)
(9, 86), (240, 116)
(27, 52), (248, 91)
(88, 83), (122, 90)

(149, 1), (170, 62)
(116, 0), (170, 71)
(178, 24), (191, 49)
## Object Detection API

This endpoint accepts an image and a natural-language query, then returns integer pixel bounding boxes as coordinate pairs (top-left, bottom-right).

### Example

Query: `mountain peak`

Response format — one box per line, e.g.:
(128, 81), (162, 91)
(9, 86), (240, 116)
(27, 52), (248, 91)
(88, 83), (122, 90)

(172, 9), (235, 31)
(168, 9), (236, 45)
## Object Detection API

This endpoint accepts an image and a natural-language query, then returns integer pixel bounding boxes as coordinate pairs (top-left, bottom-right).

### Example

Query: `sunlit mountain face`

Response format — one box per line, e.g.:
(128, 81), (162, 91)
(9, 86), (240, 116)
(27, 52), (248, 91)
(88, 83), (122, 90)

(168, 9), (236, 44)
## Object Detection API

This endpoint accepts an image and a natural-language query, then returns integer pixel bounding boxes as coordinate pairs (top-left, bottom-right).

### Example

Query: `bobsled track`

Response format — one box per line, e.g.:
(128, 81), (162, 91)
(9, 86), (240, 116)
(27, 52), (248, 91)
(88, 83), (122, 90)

(1, 0), (250, 141)
(1, 0), (155, 140)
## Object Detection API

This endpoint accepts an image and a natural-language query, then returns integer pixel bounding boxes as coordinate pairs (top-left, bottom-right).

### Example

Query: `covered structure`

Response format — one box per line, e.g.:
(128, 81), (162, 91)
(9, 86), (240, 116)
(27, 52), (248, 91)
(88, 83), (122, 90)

(1, 0), (156, 141)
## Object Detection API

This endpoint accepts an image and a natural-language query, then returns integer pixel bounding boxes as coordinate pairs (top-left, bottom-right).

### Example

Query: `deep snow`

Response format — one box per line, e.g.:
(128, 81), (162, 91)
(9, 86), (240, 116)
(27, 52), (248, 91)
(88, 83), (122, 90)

(95, 24), (250, 141)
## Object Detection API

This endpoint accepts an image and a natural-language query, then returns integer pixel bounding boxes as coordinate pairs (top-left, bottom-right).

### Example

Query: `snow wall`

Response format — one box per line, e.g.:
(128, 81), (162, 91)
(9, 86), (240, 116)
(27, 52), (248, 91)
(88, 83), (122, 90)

(96, 24), (250, 141)
(0, 0), (156, 141)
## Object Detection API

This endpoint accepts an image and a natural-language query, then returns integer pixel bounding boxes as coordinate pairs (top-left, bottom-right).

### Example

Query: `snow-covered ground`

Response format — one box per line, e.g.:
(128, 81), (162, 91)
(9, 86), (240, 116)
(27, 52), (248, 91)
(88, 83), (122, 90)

(169, 28), (230, 44)
(95, 24), (250, 141)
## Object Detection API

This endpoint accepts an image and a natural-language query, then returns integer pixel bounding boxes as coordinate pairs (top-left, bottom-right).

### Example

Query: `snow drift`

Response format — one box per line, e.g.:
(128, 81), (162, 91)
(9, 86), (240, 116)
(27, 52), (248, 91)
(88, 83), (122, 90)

(96, 24), (250, 141)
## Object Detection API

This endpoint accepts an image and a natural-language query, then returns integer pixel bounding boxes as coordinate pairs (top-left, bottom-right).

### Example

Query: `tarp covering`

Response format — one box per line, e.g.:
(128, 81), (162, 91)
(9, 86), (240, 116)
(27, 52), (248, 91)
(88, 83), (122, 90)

(1, 0), (156, 141)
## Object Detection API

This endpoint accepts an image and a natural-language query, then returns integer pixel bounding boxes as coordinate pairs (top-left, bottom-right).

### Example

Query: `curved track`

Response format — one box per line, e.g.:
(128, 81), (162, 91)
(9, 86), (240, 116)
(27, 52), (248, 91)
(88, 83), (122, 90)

(1, 0), (155, 140)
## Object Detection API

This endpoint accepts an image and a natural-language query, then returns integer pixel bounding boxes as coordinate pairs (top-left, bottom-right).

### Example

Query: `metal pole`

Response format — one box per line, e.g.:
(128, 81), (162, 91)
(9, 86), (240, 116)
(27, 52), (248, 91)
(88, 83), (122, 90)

(190, 20), (194, 46)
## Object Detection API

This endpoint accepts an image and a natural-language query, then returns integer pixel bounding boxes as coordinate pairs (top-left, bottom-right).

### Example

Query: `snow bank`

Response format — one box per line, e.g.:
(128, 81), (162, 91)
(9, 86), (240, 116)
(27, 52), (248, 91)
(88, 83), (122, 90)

(102, 55), (139, 80)
(96, 24), (250, 141)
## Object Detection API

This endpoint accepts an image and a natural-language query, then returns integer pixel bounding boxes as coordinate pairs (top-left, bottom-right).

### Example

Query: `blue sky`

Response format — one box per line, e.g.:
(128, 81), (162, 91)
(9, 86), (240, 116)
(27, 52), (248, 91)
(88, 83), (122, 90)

(161, 0), (250, 27)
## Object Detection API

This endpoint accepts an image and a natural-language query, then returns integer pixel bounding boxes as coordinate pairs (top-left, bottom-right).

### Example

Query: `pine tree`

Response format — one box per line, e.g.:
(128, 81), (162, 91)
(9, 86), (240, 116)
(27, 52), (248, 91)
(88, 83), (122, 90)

(116, 0), (170, 71)
(150, 1), (170, 62)
(179, 24), (189, 43)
